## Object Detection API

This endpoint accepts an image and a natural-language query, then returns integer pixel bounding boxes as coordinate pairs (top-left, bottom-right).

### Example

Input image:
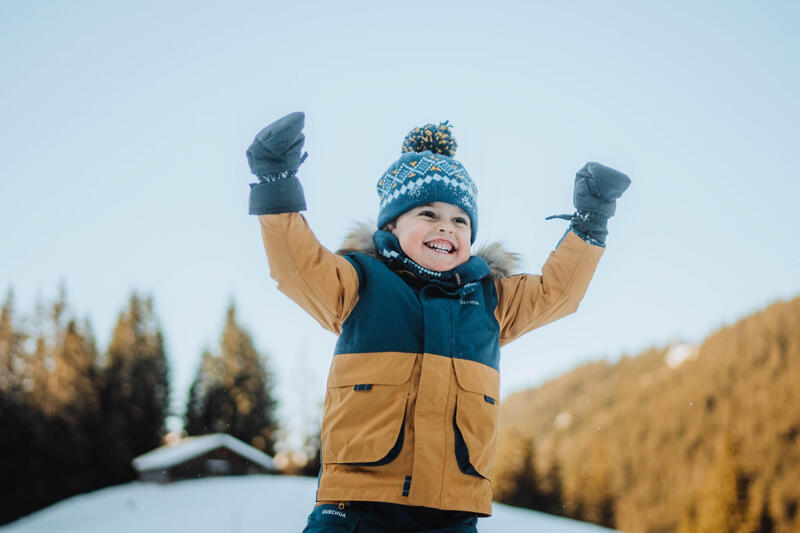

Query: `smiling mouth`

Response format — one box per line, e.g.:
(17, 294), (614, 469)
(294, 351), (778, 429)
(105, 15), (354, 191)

(425, 240), (455, 254)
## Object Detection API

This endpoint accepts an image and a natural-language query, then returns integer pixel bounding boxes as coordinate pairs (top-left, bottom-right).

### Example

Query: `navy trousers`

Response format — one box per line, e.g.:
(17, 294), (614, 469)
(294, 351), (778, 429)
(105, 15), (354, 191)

(302, 502), (479, 533)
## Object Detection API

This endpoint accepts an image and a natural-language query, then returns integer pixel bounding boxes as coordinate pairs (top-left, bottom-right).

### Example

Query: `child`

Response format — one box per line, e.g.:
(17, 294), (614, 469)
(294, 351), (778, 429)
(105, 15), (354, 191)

(245, 112), (630, 532)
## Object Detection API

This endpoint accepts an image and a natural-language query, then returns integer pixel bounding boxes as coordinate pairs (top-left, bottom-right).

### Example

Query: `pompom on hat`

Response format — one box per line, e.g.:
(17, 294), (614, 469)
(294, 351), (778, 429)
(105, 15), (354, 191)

(376, 121), (478, 242)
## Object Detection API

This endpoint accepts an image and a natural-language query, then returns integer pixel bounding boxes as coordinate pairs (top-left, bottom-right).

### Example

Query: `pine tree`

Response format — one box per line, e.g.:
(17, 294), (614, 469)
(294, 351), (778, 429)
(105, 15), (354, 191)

(507, 437), (541, 509)
(0, 387), (44, 525)
(695, 435), (746, 533)
(748, 493), (775, 533)
(0, 289), (27, 398)
(0, 286), (105, 524)
(580, 444), (616, 527)
(28, 285), (66, 414)
(490, 426), (523, 502)
(22, 287), (101, 450)
(541, 452), (566, 516)
(676, 496), (698, 533)
(46, 320), (100, 424)
(0, 288), (37, 524)
(100, 292), (170, 484)
(185, 303), (278, 455)
(45, 318), (102, 484)
(185, 349), (225, 434)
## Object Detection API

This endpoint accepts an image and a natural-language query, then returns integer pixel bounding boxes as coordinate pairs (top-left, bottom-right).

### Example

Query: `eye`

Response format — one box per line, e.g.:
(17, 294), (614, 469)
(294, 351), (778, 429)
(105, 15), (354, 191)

(418, 210), (436, 218)
(454, 217), (469, 226)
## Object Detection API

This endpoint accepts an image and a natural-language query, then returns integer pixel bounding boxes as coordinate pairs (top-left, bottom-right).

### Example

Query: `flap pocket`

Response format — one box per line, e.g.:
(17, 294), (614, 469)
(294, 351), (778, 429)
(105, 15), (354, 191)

(452, 357), (500, 398)
(452, 358), (500, 480)
(322, 353), (416, 464)
(327, 352), (416, 387)
(454, 392), (498, 480)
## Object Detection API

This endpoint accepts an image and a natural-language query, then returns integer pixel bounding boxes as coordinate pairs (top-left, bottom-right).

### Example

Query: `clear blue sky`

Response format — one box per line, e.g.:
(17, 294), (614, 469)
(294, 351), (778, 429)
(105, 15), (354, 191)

(2, 1), (799, 446)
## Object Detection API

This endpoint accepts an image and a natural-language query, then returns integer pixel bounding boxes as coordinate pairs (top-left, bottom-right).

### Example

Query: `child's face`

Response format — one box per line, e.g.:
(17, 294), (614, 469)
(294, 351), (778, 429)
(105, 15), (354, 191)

(392, 202), (471, 272)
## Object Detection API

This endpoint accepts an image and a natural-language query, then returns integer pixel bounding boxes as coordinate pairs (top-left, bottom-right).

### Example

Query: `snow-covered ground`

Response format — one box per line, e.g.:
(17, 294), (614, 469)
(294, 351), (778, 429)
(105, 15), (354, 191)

(1, 476), (618, 533)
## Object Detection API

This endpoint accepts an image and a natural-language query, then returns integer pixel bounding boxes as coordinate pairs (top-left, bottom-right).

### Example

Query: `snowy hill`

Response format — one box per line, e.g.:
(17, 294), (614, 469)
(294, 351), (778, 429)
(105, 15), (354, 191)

(1, 476), (618, 532)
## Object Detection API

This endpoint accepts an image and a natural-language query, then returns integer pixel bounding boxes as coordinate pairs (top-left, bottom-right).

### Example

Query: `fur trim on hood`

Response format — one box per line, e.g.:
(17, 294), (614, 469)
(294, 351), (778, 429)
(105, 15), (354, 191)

(336, 221), (520, 280)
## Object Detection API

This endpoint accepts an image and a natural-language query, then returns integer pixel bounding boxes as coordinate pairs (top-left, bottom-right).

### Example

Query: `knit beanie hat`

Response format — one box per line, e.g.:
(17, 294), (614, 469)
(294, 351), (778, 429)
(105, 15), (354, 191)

(376, 122), (478, 243)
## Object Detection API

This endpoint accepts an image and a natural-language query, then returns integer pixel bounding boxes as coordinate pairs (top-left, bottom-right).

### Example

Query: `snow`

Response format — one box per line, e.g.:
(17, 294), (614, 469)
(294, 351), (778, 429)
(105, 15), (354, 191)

(554, 411), (573, 428)
(664, 343), (699, 369)
(0, 476), (618, 533)
(132, 433), (276, 472)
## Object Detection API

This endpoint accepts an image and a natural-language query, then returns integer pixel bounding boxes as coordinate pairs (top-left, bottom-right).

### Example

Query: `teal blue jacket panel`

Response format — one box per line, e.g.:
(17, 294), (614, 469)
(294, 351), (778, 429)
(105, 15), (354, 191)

(335, 253), (501, 371)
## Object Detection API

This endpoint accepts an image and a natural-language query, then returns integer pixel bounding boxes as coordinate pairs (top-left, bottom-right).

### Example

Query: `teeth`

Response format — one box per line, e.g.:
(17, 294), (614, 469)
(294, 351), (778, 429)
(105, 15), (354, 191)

(426, 242), (453, 253)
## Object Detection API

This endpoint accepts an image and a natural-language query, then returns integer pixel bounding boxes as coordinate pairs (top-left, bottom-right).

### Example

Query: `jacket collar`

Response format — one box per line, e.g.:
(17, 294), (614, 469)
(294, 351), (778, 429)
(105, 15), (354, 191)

(335, 221), (521, 281)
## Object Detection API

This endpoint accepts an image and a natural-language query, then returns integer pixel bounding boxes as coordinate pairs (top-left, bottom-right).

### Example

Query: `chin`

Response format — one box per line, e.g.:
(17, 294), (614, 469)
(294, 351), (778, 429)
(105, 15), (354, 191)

(421, 258), (463, 272)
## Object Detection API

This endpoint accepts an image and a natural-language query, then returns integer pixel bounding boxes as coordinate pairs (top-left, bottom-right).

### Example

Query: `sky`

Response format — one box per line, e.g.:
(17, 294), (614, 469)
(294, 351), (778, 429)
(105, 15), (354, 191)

(2, 1), (799, 448)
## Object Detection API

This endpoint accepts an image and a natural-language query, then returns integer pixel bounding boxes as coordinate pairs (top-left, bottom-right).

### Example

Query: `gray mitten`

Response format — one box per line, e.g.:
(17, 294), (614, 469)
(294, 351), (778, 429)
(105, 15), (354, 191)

(246, 112), (308, 215)
(247, 111), (307, 177)
(547, 162), (630, 246)
(573, 162), (631, 218)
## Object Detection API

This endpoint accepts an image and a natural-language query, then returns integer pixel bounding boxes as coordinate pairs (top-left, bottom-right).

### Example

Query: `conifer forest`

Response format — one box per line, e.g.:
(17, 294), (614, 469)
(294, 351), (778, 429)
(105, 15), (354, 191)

(0, 287), (279, 525)
(492, 295), (800, 533)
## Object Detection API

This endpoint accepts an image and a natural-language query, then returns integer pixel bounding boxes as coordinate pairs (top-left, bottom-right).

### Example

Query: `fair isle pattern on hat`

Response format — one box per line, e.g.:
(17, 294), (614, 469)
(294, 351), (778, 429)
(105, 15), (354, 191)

(376, 121), (479, 242)
(377, 154), (477, 211)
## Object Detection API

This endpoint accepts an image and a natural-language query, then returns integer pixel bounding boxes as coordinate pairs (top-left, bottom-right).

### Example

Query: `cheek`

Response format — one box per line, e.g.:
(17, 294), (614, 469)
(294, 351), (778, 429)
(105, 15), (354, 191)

(397, 227), (425, 252)
(410, 227), (430, 246)
(460, 230), (472, 250)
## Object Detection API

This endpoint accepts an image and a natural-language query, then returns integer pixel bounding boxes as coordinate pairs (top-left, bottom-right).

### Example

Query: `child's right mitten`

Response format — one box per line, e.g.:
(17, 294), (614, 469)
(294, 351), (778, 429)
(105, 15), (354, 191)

(246, 111), (308, 215)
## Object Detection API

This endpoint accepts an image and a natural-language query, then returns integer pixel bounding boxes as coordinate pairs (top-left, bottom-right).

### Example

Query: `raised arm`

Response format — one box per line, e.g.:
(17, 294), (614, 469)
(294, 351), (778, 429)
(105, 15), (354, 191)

(495, 162), (630, 345)
(247, 112), (359, 334)
(495, 231), (604, 345)
(257, 214), (359, 334)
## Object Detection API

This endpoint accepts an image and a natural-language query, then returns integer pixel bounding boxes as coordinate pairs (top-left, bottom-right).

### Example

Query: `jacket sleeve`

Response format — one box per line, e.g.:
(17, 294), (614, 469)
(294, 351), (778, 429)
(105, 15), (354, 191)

(258, 213), (360, 335)
(494, 230), (605, 346)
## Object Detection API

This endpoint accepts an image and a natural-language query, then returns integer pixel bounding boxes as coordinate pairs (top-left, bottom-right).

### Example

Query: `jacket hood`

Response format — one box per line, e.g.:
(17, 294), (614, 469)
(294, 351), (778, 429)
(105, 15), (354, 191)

(336, 221), (521, 280)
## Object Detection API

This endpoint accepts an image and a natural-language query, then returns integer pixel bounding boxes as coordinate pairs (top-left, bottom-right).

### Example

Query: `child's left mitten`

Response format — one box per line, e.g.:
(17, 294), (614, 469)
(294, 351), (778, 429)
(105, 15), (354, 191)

(246, 111), (308, 215)
(570, 162), (630, 243)
(547, 162), (630, 246)
(572, 162), (630, 218)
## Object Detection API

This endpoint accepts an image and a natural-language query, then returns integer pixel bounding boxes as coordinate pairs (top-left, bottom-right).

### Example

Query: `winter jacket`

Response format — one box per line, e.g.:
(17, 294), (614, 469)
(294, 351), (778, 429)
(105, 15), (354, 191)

(257, 213), (604, 515)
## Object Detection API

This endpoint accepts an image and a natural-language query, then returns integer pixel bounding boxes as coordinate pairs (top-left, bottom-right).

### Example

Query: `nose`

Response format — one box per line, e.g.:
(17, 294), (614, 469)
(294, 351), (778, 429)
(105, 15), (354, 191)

(437, 221), (454, 234)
